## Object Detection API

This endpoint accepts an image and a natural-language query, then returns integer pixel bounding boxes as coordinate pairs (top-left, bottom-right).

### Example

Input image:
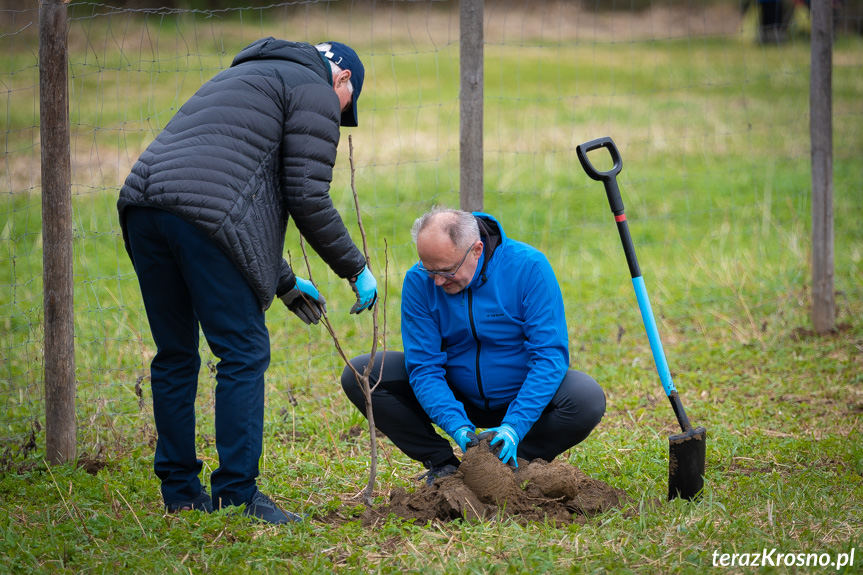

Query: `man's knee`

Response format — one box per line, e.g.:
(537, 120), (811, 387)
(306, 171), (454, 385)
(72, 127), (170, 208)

(560, 370), (606, 427)
(583, 376), (606, 430)
(585, 385), (606, 430)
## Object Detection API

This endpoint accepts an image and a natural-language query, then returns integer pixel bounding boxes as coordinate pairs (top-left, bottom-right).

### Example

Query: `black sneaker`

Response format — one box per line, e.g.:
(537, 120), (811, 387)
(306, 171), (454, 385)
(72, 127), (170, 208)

(166, 489), (213, 513)
(418, 461), (459, 486)
(242, 490), (303, 525)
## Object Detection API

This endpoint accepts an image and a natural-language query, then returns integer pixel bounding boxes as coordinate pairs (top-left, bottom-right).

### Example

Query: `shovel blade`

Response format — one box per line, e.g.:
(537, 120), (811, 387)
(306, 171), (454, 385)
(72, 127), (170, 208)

(668, 426), (706, 501)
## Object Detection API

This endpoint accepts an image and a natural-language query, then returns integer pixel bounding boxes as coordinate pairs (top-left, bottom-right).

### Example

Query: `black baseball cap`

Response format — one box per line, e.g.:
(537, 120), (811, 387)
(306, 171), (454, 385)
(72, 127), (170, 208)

(317, 41), (364, 127)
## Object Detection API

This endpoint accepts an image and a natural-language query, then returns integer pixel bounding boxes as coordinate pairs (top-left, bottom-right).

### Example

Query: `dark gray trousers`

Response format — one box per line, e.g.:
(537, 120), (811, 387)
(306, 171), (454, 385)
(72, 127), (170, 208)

(341, 351), (606, 468)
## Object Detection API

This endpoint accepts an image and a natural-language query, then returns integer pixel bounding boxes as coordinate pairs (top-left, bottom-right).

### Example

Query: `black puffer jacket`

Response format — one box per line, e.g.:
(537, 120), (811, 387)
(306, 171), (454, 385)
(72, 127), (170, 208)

(118, 38), (366, 310)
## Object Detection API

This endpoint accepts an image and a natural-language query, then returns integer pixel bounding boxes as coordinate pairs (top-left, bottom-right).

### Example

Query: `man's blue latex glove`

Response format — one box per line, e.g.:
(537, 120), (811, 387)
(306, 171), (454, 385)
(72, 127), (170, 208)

(279, 277), (326, 325)
(484, 424), (520, 467)
(451, 426), (480, 453)
(349, 265), (378, 314)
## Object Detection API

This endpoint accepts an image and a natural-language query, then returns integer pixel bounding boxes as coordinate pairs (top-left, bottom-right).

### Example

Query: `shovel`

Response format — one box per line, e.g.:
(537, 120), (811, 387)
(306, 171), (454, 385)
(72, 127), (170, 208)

(576, 136), (707, 501)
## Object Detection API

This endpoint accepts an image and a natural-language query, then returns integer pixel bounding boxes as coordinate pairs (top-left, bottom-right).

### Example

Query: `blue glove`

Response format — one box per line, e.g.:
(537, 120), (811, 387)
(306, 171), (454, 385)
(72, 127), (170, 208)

(279, 277), (327, 325)
(484, 424), (520, 467)
(348, 265), (378, 314)
(451, 426), (479, 453)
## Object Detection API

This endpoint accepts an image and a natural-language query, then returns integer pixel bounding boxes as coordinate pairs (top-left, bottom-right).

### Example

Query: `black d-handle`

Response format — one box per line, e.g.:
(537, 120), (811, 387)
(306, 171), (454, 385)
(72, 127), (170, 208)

(576, 136), (625, 215)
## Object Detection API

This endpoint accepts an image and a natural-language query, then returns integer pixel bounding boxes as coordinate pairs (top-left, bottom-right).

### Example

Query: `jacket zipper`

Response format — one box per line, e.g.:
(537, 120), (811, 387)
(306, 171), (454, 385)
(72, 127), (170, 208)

(467, 289), (489, 409)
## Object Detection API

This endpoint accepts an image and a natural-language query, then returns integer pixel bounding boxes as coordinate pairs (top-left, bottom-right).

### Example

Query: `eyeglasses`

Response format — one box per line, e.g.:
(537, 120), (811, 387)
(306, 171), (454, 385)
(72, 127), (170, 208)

(418, 242), (477, 279)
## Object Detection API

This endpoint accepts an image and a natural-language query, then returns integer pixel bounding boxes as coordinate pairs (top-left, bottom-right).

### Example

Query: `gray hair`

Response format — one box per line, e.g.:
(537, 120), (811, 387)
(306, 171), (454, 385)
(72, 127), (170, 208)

(410, 206), (480, 250)
(316, 43), (354, 94)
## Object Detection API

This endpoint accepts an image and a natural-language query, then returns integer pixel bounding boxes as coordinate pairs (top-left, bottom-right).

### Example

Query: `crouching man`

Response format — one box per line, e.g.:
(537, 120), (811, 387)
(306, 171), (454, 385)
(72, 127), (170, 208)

(342, 207), (605, 483)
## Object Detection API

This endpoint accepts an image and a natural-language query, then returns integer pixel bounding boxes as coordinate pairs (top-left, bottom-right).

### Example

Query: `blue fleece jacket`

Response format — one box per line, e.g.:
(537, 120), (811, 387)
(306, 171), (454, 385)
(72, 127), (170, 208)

(401, 213), (570, 441)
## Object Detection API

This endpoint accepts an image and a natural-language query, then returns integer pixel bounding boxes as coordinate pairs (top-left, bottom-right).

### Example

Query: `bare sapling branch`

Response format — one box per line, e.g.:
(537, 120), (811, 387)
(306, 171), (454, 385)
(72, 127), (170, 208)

(371, 238), (389, 395)
(348, 134), (386, 506)
(295, 135), (386, 507)
(296, 239), (356, 371)
(350, 135), (372, 269)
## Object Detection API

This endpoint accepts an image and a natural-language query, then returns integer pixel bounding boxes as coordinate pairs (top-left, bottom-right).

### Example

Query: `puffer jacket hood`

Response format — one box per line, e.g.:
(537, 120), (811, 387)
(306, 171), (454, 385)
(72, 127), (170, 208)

(231, 38), (332, 83)
(118, 38), (366, 310)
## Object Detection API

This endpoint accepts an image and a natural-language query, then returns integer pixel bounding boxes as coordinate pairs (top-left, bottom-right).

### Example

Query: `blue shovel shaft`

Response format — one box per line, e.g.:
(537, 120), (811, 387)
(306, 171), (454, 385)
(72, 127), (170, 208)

(631, 276), (676, 396)
(632, 275), (694, 432)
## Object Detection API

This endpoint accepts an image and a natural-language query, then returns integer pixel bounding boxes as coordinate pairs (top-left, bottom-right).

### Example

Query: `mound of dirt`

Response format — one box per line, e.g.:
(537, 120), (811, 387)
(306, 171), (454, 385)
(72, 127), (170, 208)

(361, 439), (627, 526)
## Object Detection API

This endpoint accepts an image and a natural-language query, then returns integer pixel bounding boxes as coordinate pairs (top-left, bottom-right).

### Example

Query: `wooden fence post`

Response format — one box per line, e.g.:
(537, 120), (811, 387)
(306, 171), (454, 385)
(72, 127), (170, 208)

(460, 0), (483, 212)
(810, 0), (835, 333)
(39, 0), (76, 464)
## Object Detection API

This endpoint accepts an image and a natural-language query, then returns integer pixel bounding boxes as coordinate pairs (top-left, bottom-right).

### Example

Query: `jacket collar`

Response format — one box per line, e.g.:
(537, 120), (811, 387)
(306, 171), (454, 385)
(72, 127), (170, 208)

(470, 212), (506, 289)
(230, 38), (329, 84)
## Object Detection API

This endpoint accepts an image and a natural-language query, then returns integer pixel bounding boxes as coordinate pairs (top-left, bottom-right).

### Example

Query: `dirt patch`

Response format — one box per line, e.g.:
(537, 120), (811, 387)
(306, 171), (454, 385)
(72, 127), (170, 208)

(273, 429), (313, 444)
(790, 322), (853, 341)
(77, 453), (108, 476)
(360, 439), (627, 526)
(77, 444), (109, 476)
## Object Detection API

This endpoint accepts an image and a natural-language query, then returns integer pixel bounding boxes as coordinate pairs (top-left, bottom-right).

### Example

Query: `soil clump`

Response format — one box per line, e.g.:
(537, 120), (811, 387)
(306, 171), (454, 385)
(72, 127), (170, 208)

(361, 438), (627, 526)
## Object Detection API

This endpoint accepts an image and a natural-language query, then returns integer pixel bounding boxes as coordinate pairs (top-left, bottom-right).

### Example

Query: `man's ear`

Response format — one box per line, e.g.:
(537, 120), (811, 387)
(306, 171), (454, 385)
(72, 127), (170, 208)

(473, 241), (484, 256)
(336, 69), (351, 88)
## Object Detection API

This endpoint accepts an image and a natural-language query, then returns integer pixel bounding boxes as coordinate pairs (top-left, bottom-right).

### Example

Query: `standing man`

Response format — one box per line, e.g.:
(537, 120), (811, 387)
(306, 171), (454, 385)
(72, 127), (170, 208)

(342, 207), (605, 484)
(118, 38), (377, 524)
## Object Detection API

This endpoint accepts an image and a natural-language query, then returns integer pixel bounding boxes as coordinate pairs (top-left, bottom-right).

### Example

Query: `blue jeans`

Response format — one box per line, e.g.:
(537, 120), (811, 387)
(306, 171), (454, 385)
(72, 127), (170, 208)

(125, 207), (269, 508)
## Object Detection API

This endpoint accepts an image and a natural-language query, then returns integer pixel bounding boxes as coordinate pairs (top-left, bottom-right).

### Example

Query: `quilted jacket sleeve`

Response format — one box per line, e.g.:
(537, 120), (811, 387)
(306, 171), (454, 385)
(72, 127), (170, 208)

(276, 82), (366, 297)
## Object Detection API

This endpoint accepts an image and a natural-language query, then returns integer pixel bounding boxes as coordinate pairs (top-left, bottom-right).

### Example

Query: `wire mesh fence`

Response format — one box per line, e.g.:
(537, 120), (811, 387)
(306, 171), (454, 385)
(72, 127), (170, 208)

(2, 0), (861, 460)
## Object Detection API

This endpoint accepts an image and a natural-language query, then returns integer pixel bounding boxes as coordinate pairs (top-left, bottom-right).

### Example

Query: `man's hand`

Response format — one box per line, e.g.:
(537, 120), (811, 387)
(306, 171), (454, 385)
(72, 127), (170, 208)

(483, 424), (520, 467)
(451, 426), (480, 452)
(279, 277), (327, 325)
(349, 265), (378, 314)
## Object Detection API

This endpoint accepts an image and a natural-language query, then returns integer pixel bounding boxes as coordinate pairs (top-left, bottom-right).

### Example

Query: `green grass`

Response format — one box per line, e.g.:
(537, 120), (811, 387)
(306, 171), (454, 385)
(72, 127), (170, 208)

(1, 323), (861, 573)
(2, 4), (863, 573)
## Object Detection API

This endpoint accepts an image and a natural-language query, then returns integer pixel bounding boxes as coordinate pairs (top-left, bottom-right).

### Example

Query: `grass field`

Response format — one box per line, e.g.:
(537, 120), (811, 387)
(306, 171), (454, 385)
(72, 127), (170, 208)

(1, 2), (862, 572)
